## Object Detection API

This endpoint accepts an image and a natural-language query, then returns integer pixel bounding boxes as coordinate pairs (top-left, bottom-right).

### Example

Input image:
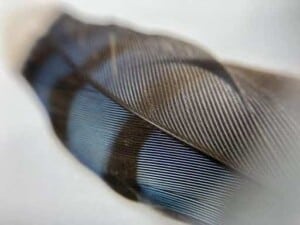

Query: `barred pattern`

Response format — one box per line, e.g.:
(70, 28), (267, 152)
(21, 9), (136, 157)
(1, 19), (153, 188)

(68, 84), (245, 224)
(23, 14), (300, 224)
(38, 14), (300, 180)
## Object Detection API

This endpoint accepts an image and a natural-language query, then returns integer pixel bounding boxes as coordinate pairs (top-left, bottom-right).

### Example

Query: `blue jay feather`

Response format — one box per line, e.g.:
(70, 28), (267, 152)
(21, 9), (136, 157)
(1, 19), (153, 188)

(68, 84), (245, 224)
(23, 14), (300, 224)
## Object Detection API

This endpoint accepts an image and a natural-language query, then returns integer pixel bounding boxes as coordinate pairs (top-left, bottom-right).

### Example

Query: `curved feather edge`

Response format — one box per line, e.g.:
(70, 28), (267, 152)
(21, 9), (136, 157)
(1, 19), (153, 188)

(23, 13), (300, 183)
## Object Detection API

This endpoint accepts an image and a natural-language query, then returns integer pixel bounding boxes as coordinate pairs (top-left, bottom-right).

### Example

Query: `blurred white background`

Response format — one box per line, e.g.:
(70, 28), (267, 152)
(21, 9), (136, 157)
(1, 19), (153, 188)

(0, 0), (299, 224)
(1, 0), (300, 73)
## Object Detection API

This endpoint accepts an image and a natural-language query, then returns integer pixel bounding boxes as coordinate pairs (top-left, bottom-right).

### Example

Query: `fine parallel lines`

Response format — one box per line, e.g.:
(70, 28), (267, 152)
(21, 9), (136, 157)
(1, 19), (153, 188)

(138, 176), (237, 196)
(203, 73), (248, 167)
(200, 72), (238, 162)
(140, 184), (225, 224)
(169, 63), (208, 151)
(211, 77), (261, 172)
(246, 94), (299, 174)
(25, 15), (300, 224)
(224, 82), (283, 176)
(210, 76), (260, 170)
(138, 170), (238, 191)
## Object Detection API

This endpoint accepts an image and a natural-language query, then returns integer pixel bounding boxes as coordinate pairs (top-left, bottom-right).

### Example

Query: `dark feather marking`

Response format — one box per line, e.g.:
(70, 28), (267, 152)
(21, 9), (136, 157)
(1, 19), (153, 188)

(105, 116), (154, 200)
(162, 58), (241, 95)
(25, 33), (153, 201)
(69, 54), (251, 183)
(49, 74), (85, 141)
(23, 37), (55, 83)
(26, 19), (255, 181)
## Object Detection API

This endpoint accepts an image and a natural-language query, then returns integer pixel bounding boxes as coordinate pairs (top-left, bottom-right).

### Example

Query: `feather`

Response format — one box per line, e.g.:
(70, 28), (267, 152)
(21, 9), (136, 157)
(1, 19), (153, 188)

(23, 13), (300, 224)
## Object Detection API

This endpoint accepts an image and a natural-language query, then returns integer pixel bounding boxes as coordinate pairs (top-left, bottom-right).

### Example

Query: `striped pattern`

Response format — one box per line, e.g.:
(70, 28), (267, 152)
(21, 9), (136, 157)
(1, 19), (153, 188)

(67, 84), (131, 173)
(66, 84), (246, 224)
(32, 14), (300, 181)
(22, 13), (300, 224)
(138, 129), (243, 224)
(86, 31), (300, 180)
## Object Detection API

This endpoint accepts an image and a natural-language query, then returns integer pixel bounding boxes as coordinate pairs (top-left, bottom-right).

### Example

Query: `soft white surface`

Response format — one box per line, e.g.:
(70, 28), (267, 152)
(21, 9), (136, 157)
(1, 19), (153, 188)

(2, 0), (300, 74)
(0, 0), (299, 224)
